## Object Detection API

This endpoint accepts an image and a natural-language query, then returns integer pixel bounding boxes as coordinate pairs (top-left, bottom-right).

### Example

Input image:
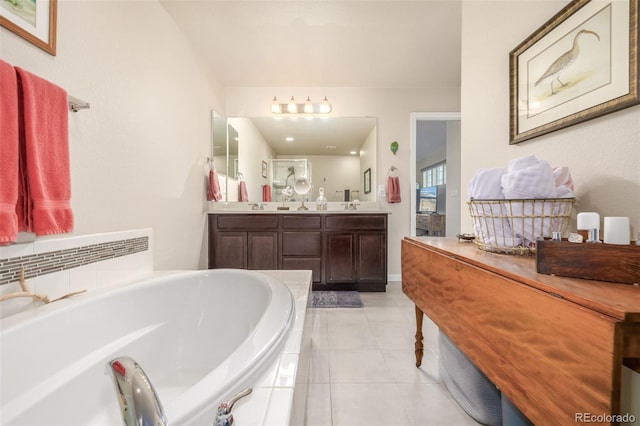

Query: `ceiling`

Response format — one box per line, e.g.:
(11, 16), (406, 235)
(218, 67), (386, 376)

(160, 1), (462, 154)
(160, 1), (462, 89)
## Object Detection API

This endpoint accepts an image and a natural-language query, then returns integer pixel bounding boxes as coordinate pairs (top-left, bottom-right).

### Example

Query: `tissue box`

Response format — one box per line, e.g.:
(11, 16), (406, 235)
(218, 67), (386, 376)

(536, 240), (640, 285)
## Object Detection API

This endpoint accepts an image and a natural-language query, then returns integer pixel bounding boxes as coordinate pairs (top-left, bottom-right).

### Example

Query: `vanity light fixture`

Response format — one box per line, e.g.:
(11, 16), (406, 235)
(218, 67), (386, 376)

(271, 96), (332, 115)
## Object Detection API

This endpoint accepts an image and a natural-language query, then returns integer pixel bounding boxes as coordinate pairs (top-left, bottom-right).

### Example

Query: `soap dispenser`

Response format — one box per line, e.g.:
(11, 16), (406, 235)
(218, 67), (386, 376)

(316, 187), (327, 210)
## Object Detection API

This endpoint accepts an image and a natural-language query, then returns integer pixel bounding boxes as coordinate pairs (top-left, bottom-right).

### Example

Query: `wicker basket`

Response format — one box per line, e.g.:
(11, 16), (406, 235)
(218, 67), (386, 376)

(468, 198), (575, 255)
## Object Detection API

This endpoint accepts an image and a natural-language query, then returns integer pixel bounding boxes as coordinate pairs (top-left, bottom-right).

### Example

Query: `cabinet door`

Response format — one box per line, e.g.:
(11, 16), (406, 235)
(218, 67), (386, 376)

(325, 233), (355, 283)
(214, 232), (247, 269)
(248, 232), (278, 270)
(357, 232), (386, 282)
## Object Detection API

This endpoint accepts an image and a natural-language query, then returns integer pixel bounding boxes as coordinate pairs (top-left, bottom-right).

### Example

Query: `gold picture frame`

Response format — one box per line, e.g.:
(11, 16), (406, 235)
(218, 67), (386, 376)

(0, 0), (57, 55)
(509, 0), (638, 144)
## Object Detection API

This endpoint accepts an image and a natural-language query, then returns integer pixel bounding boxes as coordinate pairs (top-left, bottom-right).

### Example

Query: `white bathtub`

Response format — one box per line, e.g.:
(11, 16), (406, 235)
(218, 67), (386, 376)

(0, 269), (295, 425)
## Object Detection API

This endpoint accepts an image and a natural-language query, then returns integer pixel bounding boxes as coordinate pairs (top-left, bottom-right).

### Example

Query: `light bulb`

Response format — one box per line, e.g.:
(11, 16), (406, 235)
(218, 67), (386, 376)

(271, 96), (281, 114)
(304, 97), (314, 114)
(287, 96), (298, 114)
(320, 96), (331, 113)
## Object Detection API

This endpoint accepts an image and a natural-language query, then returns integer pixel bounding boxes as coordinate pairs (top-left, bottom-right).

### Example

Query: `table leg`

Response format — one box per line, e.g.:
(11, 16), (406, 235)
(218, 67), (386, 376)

(414, 304), (424, 367)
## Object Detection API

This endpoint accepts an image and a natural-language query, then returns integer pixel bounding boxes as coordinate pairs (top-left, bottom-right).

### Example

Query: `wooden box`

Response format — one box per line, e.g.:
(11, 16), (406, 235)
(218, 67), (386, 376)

(536, 240), (640, 285)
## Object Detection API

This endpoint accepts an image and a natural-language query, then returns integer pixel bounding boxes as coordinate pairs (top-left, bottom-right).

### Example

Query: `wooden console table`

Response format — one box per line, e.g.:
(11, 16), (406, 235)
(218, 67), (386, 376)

(401, 237), (640, 426)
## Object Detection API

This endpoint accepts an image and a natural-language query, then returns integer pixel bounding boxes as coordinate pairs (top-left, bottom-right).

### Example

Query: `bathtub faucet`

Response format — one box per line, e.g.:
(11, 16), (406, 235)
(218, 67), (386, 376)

(215, 387), (253, 426)
(106, 357), (168, 426)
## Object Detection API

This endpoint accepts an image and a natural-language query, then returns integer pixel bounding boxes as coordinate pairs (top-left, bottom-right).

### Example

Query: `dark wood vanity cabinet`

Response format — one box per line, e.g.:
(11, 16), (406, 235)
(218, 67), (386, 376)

(209, 215), (278, 270)
(325, 215), (387, 288)
(208, 213), (387, 291)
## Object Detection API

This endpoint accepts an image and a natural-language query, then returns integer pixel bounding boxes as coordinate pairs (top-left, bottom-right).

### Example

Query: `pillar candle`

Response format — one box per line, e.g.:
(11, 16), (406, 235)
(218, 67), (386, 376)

(603, 217), (630, 245)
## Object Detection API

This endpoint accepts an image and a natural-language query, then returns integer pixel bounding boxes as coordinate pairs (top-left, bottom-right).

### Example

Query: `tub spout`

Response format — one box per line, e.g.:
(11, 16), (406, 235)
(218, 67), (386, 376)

(107, 357), (167, 426)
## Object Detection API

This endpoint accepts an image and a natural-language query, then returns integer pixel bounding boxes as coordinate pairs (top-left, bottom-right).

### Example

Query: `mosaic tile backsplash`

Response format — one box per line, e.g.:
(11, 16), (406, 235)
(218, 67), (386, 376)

(0, 236), (149, 286)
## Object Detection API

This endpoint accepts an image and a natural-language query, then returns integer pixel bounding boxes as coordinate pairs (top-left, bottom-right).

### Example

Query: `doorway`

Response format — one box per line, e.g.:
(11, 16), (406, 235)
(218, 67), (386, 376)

(410, 112), (461, 237)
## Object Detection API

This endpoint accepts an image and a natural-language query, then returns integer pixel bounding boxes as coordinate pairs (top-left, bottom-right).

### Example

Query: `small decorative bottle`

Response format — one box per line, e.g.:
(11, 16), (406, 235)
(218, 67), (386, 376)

(316, 187), (327, 210)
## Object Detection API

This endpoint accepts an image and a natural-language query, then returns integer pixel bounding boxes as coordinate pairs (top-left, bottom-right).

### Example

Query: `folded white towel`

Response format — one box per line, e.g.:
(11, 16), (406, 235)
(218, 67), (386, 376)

(501, 155), (557, 199)
(468, 168), (505, 200)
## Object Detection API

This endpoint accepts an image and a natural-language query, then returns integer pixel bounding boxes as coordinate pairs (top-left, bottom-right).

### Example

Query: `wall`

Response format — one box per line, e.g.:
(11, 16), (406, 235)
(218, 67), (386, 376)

(1, 0), (223, 270)
(225, 86), (461, 277)
(460, 1), (640, 235)
(446, 121), (461, 236)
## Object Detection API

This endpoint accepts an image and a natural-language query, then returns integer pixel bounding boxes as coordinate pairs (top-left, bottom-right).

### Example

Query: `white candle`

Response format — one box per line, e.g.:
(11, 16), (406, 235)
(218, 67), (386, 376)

(577, 212), (600, 230)
(603, 217), (630, 245)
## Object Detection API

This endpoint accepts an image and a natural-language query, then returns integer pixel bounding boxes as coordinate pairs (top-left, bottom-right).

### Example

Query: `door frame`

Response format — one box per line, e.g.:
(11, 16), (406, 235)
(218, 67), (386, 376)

(409, 112), (461, 236)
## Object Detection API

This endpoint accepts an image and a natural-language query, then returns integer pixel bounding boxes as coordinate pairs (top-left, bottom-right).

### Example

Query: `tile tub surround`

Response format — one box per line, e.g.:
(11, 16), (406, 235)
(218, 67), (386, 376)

(230, 270), (313, 426)
(0, 229), (153, 318)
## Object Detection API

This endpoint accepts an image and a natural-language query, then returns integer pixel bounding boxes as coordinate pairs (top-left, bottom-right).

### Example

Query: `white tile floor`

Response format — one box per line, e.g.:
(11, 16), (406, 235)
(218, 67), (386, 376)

(303, 282), (481, 426)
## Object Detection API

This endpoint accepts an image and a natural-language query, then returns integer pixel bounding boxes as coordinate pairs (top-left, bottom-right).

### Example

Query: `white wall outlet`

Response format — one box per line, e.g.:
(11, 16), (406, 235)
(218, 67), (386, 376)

(378, 185), (386, 197)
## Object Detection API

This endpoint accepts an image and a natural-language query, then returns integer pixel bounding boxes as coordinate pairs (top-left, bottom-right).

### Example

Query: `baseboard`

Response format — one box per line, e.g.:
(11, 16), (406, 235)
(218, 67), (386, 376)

(388, 273), (401, 282)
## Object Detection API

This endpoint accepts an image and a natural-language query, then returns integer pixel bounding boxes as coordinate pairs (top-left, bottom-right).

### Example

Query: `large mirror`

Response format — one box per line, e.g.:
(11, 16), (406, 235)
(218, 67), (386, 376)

(226, 116), (377, 203)
(211, 110), (228, 175)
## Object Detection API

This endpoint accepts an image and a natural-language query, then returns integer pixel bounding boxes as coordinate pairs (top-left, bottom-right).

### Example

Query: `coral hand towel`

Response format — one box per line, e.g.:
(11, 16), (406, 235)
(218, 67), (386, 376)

(0, 60), (20, 244)
(239, 180), (249, 202)
(207, 170), (223, 201)
(15, 67), (74, 236)
(387, 176), (401, 203)
(262, 184), (272, 202)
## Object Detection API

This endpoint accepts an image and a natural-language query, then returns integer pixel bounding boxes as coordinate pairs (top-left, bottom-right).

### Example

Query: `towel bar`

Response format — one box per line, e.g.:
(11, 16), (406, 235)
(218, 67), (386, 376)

(68, 95), (90, 112)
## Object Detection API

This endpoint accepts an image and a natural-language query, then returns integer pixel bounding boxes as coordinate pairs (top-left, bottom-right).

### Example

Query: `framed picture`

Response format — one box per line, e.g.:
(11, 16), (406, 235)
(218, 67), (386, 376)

(0, 0), (57, 55)
(364, 168), (371, 194)
(509, 0), (639, 144)
(262, 160), (268, 179)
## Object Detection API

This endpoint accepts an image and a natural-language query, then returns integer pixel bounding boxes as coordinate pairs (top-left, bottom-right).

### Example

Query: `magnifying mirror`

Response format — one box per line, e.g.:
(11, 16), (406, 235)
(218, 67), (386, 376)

(294, 178), (312, 210)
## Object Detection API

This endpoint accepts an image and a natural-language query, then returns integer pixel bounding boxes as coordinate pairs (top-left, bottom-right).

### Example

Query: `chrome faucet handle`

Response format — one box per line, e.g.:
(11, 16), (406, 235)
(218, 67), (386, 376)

(215, 387), (253, 426)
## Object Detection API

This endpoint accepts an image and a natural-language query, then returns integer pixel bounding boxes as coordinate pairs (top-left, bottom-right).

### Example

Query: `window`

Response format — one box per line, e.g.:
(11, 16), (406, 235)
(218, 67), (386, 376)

(421, 162), (446, 187)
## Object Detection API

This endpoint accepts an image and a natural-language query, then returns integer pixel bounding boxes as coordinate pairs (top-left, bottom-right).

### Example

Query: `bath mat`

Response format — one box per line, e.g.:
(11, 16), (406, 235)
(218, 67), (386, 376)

(311, 291), (363, 308)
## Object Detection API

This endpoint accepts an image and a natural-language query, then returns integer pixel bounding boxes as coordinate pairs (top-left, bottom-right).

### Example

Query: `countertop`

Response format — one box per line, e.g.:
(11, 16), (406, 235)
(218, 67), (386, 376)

(208, 201), (391, 214)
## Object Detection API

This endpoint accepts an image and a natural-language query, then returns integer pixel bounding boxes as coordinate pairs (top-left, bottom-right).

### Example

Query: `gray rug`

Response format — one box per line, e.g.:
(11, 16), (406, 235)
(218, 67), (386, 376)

(311, 291), (363, 308)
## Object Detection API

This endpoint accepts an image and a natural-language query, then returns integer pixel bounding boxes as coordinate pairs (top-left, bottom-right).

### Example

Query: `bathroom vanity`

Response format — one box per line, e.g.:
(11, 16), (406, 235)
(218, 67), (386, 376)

(208, 211), (388, 291)
(402, 237), (640, 425)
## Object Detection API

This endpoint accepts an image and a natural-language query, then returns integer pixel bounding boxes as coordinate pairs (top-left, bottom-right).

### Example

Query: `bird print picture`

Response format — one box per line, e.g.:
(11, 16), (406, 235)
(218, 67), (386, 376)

(527, 3), (611, 118)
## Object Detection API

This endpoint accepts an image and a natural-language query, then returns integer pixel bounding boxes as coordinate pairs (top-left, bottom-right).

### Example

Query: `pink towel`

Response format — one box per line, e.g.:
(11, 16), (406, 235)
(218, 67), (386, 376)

(387, 176), (401, 203)
(0, 60), (20, 244)
(15, 67), (74, 236)
(262, 185), (272, 202)
(239, 180), (249, 202)
(207, 169), (223, 201)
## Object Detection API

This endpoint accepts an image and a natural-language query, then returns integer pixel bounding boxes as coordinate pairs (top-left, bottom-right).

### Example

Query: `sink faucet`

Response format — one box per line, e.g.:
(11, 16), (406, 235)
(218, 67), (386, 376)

(107, 357), (168, 426)
(250, 202), (264, 210)
(343, 201), (360, 210)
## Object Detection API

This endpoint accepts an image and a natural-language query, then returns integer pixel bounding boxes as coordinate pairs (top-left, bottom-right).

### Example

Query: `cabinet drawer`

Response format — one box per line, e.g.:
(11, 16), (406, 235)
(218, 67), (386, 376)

(282, 258), (321, 283)
(282, 215), (321, 229)
(215, 214), (278, 230)
(325, 215), (386, 230)
(282, 232), (322, 256)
